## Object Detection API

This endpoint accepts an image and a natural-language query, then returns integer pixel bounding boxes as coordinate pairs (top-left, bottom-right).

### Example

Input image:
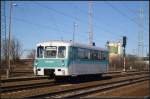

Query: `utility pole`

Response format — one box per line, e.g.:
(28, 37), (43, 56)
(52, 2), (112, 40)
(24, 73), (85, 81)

(88, 1), (93, 46)
(73, 22), (75, 44)
(73, 22), (78, 44)
(6, 2), (17, 78)
(7, 1), (13, 78)
(106, 41), (109, 72)
(72, 22), (77, 75)
(138, 8), (144, 58)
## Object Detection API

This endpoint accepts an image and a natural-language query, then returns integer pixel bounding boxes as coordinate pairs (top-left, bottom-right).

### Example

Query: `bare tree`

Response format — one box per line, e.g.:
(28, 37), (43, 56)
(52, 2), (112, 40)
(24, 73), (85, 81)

(109, 54), (148, 71)
(109, 55), (123, 71)
(1, 39), (8, 62)
(2, 37), (22, 65)
(27, 49), (36, 59)
(11, 38), (22, 61)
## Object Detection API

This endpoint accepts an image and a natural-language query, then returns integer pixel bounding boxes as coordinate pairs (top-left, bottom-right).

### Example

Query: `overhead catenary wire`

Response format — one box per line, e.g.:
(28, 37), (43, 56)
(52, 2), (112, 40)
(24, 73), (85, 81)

(35, 2), (81, 22)
(6, 15), (89, 43)
(49, 11), (64, 40)
(5, 15), (67, 34)
(72, 3), (123, 38)
(35, 2), (121, 40)
(16, 17), (54, 31)
(29, 2), (123, 45)
(7, 2), (67, 37)
(105, 1), (148, 33)
(34, 2), (88, 39)
(105, 2), (149, 57)
(124, 4), (149, 33)
(7, 2), (148, 48)
(33, 2), (66, 39)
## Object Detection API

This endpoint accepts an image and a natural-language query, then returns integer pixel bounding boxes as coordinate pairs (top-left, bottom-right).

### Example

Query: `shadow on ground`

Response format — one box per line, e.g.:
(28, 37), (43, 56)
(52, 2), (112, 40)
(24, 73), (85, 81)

(53, 75), (112, 84)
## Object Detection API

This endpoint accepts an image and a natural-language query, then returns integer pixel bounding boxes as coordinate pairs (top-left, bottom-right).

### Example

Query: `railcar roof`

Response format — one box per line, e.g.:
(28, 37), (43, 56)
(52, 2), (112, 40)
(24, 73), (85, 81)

(37, 40), (108, 51)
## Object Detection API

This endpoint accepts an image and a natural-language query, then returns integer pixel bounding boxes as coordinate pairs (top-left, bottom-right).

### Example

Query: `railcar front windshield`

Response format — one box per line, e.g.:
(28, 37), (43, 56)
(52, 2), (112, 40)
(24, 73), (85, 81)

(44, 46), (57, 58)
(37, 45), (66, 58)
(58, 46), (66, 58)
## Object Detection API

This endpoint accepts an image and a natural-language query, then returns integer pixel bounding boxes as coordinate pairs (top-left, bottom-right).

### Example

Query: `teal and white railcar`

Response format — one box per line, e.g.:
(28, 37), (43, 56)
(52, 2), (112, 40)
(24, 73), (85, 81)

(33, 40), (109, 77)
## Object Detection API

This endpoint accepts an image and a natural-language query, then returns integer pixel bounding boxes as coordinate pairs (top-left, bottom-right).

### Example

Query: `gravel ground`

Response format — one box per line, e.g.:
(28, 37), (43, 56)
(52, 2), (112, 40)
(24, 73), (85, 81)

(1, 74), (148, 98)
(1, 79), (53, 87)
(84, 80), (149, 98)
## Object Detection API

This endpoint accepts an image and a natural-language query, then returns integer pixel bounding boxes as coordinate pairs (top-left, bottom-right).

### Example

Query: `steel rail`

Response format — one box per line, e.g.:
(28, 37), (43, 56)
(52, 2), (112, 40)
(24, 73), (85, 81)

(64, 77), (149, 98)
(1, 80), (60, 93)
(1, 76), (50, 83)
(1, 71), (148, 94)
(27, 74), (149, 98)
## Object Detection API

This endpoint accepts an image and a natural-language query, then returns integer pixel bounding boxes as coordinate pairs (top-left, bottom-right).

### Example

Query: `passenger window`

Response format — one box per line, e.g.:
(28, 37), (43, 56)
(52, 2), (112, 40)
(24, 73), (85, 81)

(104, 52), (108, 60)
(99, 51), (102, 60)
(93, 50), (99, 60)
(77, 48), (90, 60)
(78, 48), (85, 59)
(58, 46), (66, 58)
(71, 47), (78, 60)
(101, 51), (106, 60)
(84, 49), (90, 59)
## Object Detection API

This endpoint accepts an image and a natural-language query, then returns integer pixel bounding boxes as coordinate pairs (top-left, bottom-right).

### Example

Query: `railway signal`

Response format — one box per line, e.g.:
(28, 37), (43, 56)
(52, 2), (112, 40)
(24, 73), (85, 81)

(122, 36), (126, 47)
(122, 36), (127, 72)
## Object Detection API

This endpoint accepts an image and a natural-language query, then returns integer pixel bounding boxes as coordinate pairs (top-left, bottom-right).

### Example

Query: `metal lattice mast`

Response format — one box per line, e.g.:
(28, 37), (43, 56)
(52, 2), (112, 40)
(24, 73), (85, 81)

(88, 1), (93, 46)
(1, 1), (7, 60)
(138, 8), (144, 57)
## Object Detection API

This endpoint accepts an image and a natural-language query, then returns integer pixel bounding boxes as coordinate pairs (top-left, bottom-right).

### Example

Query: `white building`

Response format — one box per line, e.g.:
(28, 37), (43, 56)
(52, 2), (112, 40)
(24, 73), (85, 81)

(107, 41), (123, 55)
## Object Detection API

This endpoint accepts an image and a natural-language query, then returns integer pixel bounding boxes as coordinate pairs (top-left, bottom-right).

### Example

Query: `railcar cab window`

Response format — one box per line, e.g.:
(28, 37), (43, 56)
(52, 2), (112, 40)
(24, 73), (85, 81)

(44, 46), (57, 58)
(37, 46), (44, 58)
(58, 46), (66, 58)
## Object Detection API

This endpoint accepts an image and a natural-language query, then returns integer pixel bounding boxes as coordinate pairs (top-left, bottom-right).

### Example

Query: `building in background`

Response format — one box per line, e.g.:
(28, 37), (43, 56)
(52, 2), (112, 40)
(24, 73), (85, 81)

(107, 41), (123, 54)
(106, 41), (123, 62)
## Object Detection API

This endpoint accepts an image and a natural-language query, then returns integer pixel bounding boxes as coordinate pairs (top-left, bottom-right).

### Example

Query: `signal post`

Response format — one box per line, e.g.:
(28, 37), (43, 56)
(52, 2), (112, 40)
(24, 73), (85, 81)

(122, 36), (127, 72)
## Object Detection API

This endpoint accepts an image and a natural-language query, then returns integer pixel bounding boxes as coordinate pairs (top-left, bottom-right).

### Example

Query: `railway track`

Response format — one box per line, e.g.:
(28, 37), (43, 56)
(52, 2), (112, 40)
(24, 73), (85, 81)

(1, 75), (55, 93)
(1, 70), (145, 82)
(1, 71), (148, 93)
(1, 80), (56, 93)
(1, 76), (49, 83)
(0, 70), (140, 83)
(103, 71), (148, 78)
(29, 74), (149, 98)
(1, 72), (148, 97)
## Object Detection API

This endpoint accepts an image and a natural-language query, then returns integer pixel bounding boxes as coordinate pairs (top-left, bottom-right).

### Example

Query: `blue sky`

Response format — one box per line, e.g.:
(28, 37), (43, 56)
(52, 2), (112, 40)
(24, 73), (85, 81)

(2, 1), (149, 57)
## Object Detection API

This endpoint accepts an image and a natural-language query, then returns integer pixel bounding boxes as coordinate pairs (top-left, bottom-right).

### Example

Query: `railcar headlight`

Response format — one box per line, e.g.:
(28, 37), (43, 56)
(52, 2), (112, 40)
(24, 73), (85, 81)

(37, 69), (41, 71)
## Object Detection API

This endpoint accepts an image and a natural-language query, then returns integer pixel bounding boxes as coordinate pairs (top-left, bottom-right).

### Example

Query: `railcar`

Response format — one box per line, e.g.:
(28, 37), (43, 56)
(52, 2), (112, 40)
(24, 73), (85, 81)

(33, 40), (109, 78)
